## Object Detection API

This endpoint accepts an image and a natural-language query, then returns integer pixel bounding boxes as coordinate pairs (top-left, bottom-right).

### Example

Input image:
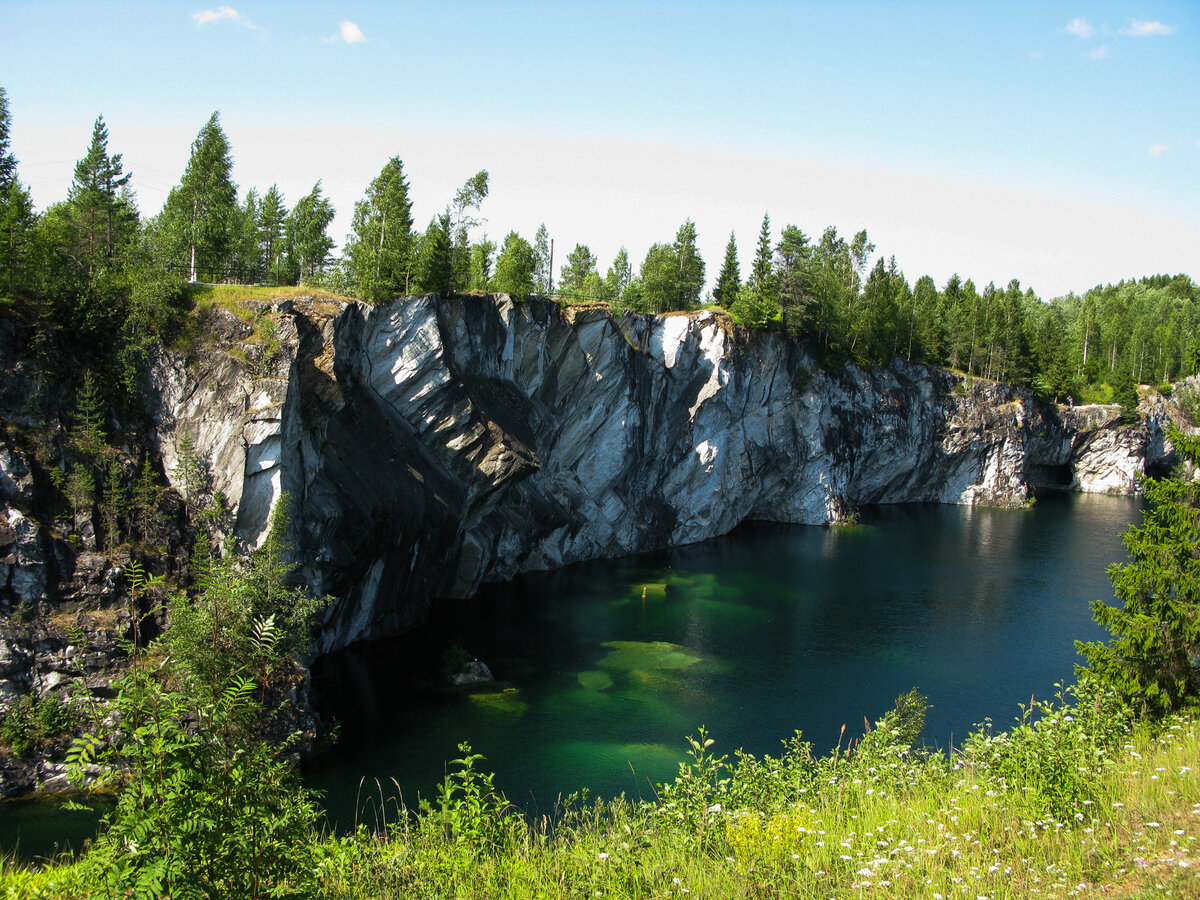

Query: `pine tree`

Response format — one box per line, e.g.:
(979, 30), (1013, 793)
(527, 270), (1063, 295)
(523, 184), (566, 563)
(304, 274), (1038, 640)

(65, 116), (135, 277)
(1078, 425), (1200, 716)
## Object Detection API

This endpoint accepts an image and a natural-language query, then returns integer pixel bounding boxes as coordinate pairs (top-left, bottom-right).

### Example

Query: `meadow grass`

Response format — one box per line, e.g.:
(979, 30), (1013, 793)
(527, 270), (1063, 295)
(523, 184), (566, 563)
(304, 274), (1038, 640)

(4, 690), (1198, 898)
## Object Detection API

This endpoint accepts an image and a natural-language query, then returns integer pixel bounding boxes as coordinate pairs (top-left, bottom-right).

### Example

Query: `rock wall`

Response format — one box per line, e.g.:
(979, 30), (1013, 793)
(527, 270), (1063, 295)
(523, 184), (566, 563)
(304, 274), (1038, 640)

(146, 295), (1181, 653)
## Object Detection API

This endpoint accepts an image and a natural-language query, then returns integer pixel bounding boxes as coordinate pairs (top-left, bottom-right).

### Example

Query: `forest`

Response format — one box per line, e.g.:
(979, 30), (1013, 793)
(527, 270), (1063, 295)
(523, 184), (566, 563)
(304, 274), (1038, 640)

(2, 90), (1198, 413)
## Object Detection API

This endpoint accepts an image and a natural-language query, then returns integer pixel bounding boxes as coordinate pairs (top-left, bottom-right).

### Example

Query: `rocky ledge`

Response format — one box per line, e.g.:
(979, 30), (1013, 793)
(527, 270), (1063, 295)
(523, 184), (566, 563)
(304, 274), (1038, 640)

(144, 295), (1183, 655)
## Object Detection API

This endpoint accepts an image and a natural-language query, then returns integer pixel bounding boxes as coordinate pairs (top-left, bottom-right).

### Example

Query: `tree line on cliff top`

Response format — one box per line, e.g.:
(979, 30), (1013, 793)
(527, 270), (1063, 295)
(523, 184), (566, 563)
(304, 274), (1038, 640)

(1, 92), (1198, 408)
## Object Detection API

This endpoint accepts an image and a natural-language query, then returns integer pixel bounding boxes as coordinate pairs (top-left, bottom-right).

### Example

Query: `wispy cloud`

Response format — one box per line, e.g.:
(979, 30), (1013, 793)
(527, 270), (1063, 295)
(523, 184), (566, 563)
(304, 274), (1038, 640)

(1119, 19), (1176, 37)
(1065, 18), (1094, 38)
(334, 20), (367, 43)
(192, 6), (256, 29)
(1087, 45), (1109, 59)
(1150, 144), (1169, 156)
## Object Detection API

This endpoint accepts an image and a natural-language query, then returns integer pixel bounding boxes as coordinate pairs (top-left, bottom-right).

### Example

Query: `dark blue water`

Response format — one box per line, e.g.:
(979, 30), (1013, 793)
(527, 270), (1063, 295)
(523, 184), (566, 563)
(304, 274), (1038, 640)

(304, 492), (1141, 829)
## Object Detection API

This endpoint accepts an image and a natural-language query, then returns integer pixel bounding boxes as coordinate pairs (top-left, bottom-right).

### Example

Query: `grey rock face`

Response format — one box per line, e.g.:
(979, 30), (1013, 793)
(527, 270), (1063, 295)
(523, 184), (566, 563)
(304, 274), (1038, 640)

(148, 295), (1181, 653)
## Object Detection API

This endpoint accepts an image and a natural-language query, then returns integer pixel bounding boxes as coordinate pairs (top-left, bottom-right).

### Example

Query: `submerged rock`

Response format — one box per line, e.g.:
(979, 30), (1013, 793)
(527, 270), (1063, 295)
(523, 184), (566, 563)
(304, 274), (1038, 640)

(145, 294), (1185, 653)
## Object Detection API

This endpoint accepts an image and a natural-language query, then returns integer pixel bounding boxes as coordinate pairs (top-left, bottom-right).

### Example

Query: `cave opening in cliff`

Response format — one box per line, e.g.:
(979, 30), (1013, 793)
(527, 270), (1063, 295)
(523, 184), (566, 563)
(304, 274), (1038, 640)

(1029, 463), (1074, 490)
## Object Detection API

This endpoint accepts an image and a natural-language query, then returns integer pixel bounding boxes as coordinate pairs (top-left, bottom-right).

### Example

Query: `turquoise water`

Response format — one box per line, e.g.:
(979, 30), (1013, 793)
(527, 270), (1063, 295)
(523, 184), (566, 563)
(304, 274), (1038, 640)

(305, 492), (1141, 830)
(0, 493), (1142, 856)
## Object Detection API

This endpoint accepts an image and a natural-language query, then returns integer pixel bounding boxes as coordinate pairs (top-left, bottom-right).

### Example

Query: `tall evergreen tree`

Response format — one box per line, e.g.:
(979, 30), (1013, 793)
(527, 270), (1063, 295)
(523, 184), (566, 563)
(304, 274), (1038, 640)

(345, 156), (414, 302)
(65, 116), (135, 277)
(533, 223), (552, 295)
(775, 224), (810, 322)
(0, 86), (16, 190)
(1078, 425), (1200, 716)
(713, 232), (741, 309)
(0, 88), (35, 296)
(414, 213), (452, 295)
(159, 112), (238, 282)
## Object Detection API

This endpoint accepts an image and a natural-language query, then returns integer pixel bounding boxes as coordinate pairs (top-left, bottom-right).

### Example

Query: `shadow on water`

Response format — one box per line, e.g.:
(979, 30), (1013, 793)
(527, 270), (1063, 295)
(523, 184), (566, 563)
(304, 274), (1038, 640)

(305, 492), (1143, 833)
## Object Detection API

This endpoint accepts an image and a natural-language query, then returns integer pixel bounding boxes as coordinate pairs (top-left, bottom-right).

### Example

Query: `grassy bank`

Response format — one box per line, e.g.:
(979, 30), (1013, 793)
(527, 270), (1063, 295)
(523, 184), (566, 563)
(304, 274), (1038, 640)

(4, 686), (1198, 899)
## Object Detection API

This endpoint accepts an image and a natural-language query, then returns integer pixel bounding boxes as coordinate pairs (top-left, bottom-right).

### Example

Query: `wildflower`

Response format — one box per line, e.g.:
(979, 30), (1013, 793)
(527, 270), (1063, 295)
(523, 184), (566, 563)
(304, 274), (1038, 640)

(598, 852), (609, 860)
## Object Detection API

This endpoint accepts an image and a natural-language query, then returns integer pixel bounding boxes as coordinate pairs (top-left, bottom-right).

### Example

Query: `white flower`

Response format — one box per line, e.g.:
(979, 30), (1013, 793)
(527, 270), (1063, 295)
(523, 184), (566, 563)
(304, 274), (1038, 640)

(598, 852), (609, 860)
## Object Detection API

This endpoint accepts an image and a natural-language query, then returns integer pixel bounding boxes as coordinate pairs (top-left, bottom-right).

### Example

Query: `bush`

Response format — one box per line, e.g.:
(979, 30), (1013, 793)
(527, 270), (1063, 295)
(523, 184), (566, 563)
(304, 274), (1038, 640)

(0, 692), (80, 755)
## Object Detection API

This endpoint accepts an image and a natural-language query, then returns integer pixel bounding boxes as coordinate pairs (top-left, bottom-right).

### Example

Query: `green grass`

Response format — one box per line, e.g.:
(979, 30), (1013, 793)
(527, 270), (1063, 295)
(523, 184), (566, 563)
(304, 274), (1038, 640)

(11, 685), (1197, 899)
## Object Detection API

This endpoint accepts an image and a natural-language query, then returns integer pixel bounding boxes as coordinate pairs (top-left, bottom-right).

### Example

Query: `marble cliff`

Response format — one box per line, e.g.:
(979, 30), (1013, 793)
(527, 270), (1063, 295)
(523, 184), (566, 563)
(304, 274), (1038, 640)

(146, 294), (1177, 653)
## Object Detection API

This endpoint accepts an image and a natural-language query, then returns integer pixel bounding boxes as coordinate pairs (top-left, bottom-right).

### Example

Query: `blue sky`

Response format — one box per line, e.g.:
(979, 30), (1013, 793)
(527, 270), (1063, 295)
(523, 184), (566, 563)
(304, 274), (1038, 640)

(2, 1), (1197, 298)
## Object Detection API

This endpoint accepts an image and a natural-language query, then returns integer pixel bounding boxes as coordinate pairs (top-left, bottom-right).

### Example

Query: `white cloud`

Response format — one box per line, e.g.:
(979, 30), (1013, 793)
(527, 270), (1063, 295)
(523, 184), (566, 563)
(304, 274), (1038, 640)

(191, 6), (256, 29)
(1087, 45), (1109, 59)
(1151, 144), (1169, 156)
(1065, 18), (1094, 38)
(339, 21), (366, 43)
(1119, 19), (1176, 37)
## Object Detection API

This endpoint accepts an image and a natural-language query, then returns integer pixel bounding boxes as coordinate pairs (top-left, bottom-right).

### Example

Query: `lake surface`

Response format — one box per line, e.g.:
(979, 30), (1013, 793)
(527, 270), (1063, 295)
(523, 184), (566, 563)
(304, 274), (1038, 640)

(0, 492), (1142, 857)
(305, 492), (1141, 830)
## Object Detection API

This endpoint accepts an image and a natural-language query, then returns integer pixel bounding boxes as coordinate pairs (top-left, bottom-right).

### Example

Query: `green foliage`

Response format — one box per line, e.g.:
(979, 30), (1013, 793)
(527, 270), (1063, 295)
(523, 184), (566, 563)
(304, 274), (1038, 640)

(1078, 425), (1200, 716)
(713, 230), (740, 309)
(158, 111), (239, 283)
(0, 691), (80, 755)
(345, 156), (414, 302)
(492, 230), (536, 299)
(962, 679), (1130, 819)
(422, 743), (518, 857)
(67, 661), (320, 898)
(284, 181), (336, 282)
(70, 370), (107, 458)
(413, 213), (452, 295)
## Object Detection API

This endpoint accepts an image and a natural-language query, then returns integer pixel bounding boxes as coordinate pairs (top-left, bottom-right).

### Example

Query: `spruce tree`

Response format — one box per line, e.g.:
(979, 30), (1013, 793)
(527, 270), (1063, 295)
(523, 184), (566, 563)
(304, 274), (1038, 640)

(346, 156), (414, 301)
(713, 231), (741, 308)
(0, 87), (35, 296)
(414, 213), (452, 295)
(1078, 425), (1200, 716)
